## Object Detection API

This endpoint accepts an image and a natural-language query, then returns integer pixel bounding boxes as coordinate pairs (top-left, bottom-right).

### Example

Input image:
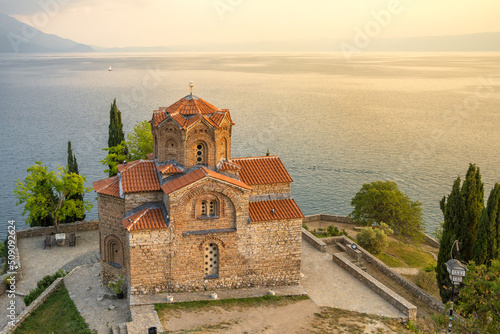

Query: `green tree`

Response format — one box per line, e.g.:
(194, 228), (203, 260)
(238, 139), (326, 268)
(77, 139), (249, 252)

(437, 178), (463, 302)
(460, 164), (484, 261)
(356, 223), (393, 255)
(108, 99), (125, 148)
(350, 180), (424, 243)
(62, 141), (85, 223)
(437, 164), (485, 302)
(473, 184), (500, 265)
(126, 120), (153, 160)
(67, 140), (79, 175)
(101, 141), (128, 176)
(15, 162), (93, 232)
(456, 260), (500, 334)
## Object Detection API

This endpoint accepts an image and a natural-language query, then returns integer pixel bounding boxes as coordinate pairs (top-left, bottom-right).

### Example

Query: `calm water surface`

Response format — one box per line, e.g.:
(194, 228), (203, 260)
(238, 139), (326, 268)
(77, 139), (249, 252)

(1, 52), (499, 239)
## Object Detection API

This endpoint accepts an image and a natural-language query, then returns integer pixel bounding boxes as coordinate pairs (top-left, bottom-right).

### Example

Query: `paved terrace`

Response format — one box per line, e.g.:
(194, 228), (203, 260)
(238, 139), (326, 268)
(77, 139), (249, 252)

(1, 229), (405, 333)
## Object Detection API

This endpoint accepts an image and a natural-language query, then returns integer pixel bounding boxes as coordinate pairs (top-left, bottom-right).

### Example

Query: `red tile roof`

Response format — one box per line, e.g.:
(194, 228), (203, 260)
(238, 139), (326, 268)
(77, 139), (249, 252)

(232, 156), (293, 185)
(161, 167), (251, 195)
(157, 163), (183, 174)
(93, 176), (120, 198)
(122, 208), (167, 231)
(218, 160), (242, 171)
(248, 199), (304, 222)
(151, 96), (234, 130)
(117, 160), (160, 193)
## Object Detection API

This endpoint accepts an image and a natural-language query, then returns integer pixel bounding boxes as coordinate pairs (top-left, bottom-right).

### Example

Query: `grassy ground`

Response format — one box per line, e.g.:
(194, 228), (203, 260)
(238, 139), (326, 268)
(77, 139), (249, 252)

(309, 307), (413, 334)
(155, 294), (309, 313)
(377, 240), (436, 269)
(14, 282), (93, 334)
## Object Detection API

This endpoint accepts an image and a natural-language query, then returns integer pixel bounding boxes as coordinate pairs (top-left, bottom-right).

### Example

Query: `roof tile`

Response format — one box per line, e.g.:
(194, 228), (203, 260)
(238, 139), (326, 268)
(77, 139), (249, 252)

(118, 160), (160, 193)
(93, 176), (120, 198)
(161, 167), (251, 195)
(122, 208), (167, 231)
(248, 199), (304, 222)
(232, 156), (293, 185)
(151, 95), (234, 130)
(218, 160), (242, 171)
(157, 163), (183, 174)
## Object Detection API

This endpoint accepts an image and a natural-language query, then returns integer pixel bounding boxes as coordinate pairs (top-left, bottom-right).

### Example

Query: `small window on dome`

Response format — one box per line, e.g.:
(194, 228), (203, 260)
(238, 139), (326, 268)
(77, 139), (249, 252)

(195, 142), (206, 165)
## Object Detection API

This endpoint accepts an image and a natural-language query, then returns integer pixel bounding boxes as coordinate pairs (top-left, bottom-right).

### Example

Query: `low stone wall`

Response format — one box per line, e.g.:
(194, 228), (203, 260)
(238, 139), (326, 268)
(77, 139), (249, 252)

(15, 220), (99, 239)
(422, 233), (439, 248)
(304, 214), (440, 248)
(301, 228), (326, 252)
(332, 252), (416, 321)
(303, 214), (353, 224)
(1, 277), (64, 334)
(335, 236), (444, 313)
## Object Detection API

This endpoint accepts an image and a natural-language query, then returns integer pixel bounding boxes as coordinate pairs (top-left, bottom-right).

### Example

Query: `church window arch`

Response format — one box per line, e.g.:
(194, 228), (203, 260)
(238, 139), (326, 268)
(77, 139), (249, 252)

(196, 195), (220, 219)
(104, 235), (124, 269)
(194, 141), (207, 165)
(204, 243), (219, 278)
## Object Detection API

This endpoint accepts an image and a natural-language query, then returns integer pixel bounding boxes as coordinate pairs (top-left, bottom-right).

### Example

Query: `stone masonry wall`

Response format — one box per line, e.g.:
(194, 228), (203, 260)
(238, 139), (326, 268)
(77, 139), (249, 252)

(124, 192), (163, 212)
(128, 178), (301, 294)
(248, 183), (291, 198)
(98, 194), (127, 283)
(155, 118), (185, 163)
(15, 220), (99, 239)
(185, 123), (216, 169)
(128, 229), (173, 295)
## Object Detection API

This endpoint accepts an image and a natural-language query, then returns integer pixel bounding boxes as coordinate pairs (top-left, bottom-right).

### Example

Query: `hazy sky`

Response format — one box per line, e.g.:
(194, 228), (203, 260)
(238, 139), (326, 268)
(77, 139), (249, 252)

(2, 0), (500, 47)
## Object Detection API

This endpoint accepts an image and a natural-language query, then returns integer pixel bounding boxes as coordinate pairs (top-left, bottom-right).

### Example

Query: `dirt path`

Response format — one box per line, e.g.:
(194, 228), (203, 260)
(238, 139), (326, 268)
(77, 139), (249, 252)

(160, 300), (411, 334)
(161, 299), (319, 333)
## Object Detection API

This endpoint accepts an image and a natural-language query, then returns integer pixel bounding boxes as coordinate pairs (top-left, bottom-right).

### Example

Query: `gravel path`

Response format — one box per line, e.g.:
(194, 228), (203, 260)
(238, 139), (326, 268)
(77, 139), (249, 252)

(64, 263), (129, 334)
(0, 231), (100, 331)
(301, 239), (406, 318)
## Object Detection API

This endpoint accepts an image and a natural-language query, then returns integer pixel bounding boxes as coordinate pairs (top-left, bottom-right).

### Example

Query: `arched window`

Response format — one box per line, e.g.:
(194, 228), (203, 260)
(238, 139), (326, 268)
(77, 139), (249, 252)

(195, 142), (207, 165)
(196, 197), (220, 219)
(201, 200), (207, 216)
(105, 236), (123, 269)
(204, 243), (219, 278)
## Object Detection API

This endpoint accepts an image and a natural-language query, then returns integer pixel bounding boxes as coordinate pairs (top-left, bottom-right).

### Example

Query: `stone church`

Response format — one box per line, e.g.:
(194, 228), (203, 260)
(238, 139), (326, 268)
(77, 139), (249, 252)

(93, 87), (303, 295)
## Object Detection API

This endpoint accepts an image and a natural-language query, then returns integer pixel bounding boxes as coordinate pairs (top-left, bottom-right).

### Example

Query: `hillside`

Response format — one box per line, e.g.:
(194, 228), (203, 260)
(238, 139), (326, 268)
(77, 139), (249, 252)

(0, 13), (93, 53)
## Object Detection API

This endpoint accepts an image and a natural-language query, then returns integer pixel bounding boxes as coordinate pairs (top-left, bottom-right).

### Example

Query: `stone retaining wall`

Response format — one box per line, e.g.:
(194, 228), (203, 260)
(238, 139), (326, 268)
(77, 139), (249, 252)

(303, 214), (352, 224)
(332, 252), (416, 321)
(15, 220), (99, 239)
(301, 228), (326, 252)
(1, 277), (64, 334)
(335, 236), (444, 313)
(303, 214), (440, 248)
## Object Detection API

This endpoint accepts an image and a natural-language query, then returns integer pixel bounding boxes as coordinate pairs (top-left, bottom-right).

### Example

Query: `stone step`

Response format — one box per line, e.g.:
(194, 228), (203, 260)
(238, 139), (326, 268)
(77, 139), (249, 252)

(336, 242), (347, 252)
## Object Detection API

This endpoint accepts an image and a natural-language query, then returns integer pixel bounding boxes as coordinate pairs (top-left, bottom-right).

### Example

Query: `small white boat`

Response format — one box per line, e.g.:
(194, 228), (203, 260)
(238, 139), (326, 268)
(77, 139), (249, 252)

(108, 65), (112, 71)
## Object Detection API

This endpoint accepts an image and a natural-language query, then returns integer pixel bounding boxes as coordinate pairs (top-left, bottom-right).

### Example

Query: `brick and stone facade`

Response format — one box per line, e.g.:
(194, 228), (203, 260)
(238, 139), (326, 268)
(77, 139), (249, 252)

(94, 89), (304, 295)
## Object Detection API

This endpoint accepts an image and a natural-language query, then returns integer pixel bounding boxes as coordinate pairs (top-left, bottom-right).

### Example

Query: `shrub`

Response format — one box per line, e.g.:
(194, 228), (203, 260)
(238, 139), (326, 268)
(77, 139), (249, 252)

(423, 263), (436, 273)
(24, 269), (68, 306)
(415, 269), (438, 292)
(302, 224), (309, 231)
(356, 223), (392, 255)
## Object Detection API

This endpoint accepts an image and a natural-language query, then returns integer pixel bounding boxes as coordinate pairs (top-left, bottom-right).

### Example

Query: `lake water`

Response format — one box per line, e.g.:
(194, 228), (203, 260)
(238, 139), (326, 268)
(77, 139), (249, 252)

(1, 52), (499, 239)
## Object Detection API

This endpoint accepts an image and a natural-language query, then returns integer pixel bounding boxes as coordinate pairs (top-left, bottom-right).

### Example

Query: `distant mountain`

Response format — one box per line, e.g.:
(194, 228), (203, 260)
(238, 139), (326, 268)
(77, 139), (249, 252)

(95, 32), (500, 53)
(364, 32), (500, 52)
(0, 13), (93, 53)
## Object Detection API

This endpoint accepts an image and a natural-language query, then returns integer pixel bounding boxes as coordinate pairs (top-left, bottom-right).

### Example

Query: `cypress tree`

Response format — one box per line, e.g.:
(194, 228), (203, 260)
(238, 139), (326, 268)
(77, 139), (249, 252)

(473, 183), (500, 264)
(437, 178), (462, 302)
(495, 184), (500, 259)
(108, 98), (125, 148)
(63, 141), (85, 223)
(67, 140), (79, 174)
(459, 164), (484, 261)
